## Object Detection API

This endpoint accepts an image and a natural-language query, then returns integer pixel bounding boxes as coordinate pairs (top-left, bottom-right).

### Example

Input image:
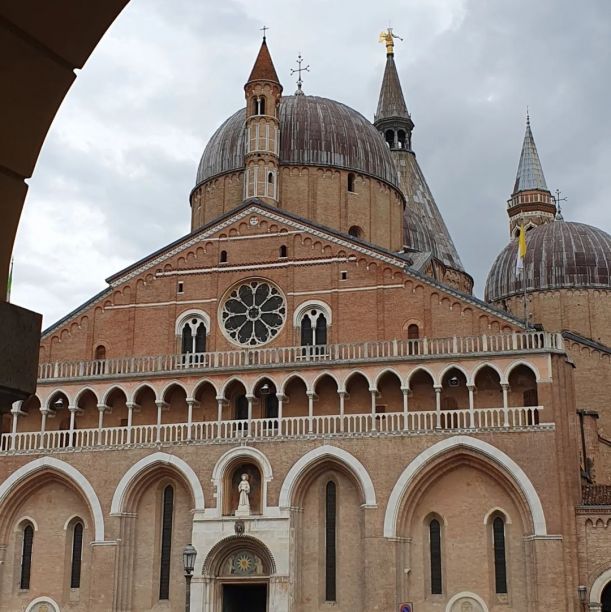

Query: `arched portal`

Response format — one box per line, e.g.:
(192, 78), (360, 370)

(202, 536), (277, 612)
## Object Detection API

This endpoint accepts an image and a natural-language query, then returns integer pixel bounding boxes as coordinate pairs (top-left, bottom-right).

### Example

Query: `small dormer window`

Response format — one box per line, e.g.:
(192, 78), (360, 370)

(348, 225), (363, 239)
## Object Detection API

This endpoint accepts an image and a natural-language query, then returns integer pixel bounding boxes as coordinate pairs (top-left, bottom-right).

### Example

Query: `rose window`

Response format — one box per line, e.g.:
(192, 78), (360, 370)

(221, 280), (286, 346)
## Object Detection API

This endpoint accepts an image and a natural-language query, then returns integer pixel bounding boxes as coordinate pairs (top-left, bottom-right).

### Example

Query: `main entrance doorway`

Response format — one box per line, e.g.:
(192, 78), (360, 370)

(222, 583), (267, 612)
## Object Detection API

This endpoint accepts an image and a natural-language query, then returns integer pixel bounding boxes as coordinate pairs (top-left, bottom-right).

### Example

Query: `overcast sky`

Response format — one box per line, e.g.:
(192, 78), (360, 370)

(11, 0), (611, 329)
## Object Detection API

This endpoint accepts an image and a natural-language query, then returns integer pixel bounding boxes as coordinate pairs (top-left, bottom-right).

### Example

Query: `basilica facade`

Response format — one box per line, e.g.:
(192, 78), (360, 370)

(1, 33), (610, 612)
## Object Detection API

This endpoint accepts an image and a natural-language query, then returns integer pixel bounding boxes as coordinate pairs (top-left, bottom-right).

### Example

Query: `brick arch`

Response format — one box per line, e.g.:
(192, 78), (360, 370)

(110, 452), (204, 514)
(279, 445), (376, 509)
(0, 457), (105, 542)
(383, 436), (547, 538)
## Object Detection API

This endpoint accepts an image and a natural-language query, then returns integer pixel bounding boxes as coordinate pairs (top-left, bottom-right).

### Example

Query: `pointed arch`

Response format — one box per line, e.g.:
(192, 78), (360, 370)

(192, 378), (219, 400)
(110, 452), (204, 514)
(445, 592), (489, 612)
(101, 385), (128, 406)
(471, 362), (505, 386)
(591, 568), (611, 606)
(373, 368), (404, 390)
(160, 380), (188, 403)
(202, 535), (277, 577)
(439, 363), (469, 387)
(45, 388), (71, 410)
(383, 436), (547, 538)
(220, 377), (248, 399)
(506, 360), (541, 382)
(278, 372), (310, 395)
(279, 445), (376, 508)
(0, 457), (105, 541)
(406, 366), (436, 388)
(74, 386), (99, 406)
(312, 371), (341, 393)
(340, 370), (373, 392)
(130, 383), (158, 404)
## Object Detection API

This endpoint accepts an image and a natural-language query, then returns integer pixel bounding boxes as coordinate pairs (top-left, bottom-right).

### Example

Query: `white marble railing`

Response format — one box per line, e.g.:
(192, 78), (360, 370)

(37, 331), (563, 381)
(0, 406), (546, 454)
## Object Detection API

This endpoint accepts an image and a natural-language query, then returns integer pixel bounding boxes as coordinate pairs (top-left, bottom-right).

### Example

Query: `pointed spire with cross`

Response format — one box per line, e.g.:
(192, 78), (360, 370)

(260, 25), (269, 41)
(290, 53), (310, 96)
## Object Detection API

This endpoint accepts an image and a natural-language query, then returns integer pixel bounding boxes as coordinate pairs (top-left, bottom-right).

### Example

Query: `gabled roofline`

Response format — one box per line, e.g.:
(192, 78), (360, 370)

(42, 199), (524, 338)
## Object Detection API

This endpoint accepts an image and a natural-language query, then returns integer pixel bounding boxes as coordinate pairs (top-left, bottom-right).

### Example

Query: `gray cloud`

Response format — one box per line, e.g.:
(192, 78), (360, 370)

(12, 0), (611, 328)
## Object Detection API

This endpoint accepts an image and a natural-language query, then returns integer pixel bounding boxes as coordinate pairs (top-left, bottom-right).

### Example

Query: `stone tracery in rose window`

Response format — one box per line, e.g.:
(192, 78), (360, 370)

(220, 280), (286, 346)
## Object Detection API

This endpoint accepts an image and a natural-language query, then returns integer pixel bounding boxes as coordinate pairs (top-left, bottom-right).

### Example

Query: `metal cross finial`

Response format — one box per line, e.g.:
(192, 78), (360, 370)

(260, 25), (269, 40)
(554, 189), (567, 221)
(290, 53), (310, 95)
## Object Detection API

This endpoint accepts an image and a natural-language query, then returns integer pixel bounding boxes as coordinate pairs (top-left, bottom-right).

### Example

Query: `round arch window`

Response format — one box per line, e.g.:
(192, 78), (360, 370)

(220, 280), (286, 346)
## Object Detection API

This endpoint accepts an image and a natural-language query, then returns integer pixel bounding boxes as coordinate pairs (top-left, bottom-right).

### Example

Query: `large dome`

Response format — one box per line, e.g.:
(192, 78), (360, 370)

(485, 221), (611, 302)
(195, 95), (400, 189)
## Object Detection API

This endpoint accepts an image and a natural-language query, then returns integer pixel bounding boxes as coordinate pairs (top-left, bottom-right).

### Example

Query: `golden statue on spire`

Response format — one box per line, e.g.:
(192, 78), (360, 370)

(379, 27), (403, 55)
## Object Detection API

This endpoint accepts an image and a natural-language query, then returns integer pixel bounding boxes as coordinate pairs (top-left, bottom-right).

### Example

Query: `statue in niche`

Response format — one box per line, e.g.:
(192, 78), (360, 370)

(235, 473), (251, 517)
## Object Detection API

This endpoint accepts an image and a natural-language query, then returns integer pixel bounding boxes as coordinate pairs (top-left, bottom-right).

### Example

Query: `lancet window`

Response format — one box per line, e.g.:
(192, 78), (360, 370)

(20, 522), (34, 590)
(325, 481), (337, 601)
(70, 521), (84, 588)
(493, 516), (508, 594)
(159, 485), (174, 600)
(429, 518), (442, 594)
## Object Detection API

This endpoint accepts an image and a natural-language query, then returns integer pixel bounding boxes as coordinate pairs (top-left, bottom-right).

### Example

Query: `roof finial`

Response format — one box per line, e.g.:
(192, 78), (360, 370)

(260, 25), (269, 41)
(526, 106), (530, 126)
(554, 188), (567, 221)
(290, 53), (310, 96)
(379, 27), (403, 56)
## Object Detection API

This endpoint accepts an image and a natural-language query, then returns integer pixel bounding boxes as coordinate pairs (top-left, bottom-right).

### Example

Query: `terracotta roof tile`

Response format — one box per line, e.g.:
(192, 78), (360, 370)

(246, 39), (281, 86)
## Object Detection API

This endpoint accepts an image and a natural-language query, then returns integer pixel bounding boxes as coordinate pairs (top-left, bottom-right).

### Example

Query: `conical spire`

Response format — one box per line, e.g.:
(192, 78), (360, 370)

(513, 113), (548, 194)
(246, 38), (281, 87)
(375, 54), (410, 123)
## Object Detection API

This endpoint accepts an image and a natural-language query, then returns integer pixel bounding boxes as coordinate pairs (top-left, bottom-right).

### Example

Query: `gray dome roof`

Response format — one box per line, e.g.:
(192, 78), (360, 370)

(485, 221), (611, 302)
(195, 95), (400, 189)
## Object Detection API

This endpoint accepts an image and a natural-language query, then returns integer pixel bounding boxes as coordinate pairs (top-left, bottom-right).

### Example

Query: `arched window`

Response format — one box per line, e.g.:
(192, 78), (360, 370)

(94, 345), (106, 360)
(300, 309), (328, 348)
(347, 173), (355, 192)
(181, 318), (207, 355)
(252, 96), (258, 115)
(70, 521), (84, 588)
(159, 485), (174, 600)
(407, 324), (419, 340)
(397, 129), (407, 149)
(279, 245), (287, 258)
(20, 523), (34, 589)
(348, 225), (363, 239)
(493, 516), (508, 593)
(325, 481), (337, 602)
(268, 171), (274, 184)
(220, 250), (228, 263)
(385, 129), (394, 148)
(429, 519), (442, 594)
(259, 96), (266, 115)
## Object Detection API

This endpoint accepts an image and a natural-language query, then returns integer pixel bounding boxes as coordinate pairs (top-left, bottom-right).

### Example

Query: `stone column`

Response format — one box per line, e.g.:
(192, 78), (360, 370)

(186, 398), (198, 441)
(401, 387), (409, 431)
(338, 390), (346, 432)
(96, 403), (107, 446)
(277, 393), (286, 436)
(67, 404), (79, 448)
(370, 389), (378, 431)
(501, 383), (510, 426)
(155, 401), (168, 443)
(468, 384), (475, 428)
(307, 391), (315, 433)
(216, 397), (224, 438)
(245, 394), (255, 436)
(434, 386), (442, 429)
(9, 402), (23, 451)
(126, 402), (137, 444)
(39, 407), (49, 449)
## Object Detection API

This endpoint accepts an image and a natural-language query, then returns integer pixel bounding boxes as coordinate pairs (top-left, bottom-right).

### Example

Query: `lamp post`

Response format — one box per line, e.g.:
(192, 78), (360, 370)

(578, 585), (587, 610)
(183, 544), (197, 612)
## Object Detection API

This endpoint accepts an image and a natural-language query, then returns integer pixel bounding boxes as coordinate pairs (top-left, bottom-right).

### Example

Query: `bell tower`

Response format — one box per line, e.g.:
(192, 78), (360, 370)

(506, 114), (556, 236)
(243, 34), (282, 205)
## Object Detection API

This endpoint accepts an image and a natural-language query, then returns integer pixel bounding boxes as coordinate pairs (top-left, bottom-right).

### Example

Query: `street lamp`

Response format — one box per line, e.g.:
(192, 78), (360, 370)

(577, 585), (587, 609)
(183, 544), (197, 612)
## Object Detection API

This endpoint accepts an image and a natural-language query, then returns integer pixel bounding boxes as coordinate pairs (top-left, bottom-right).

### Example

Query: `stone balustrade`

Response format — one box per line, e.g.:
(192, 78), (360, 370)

(37, 331), (563, 382)
(0, 405), (547, 455)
